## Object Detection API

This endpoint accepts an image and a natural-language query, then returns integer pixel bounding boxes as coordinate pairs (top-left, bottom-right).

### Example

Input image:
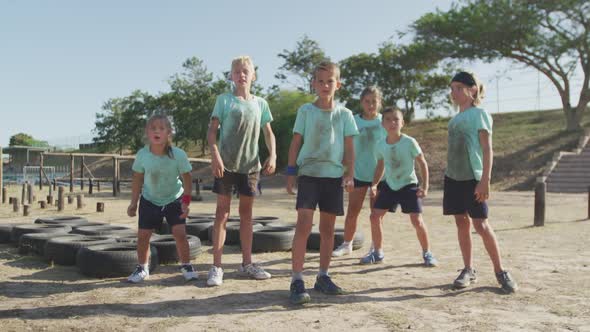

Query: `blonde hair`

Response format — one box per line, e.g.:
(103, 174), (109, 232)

(145, 114), (174, 158)
(231, 55), (256, 75)
(313, 60), (340, 81)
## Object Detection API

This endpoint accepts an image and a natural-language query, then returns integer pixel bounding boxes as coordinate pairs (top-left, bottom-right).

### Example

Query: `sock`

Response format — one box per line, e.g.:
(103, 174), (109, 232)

(375, 249), (384, 256)
(342, 241), (351, 247)
(141, 263), (149, 271)
(181, 262), (192, 269)
(291, 271), (304, 282)
(318, 269), (329, 277)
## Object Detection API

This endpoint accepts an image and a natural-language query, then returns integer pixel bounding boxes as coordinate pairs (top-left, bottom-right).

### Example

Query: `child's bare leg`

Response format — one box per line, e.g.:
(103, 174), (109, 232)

(369, 209), (387, 250)
(318, 212), (336, 271)
(137, 228), (153, 264)
(171, 224), (190, 263)
(212, 194), (231, 267)
(455, 214), (473, 268)
(291, 209), (314, 273)
(342, 187), (368, 242)
(410, 213), (430, 251)
(472, 218), (503, 273)
(238, 195), (255, 265)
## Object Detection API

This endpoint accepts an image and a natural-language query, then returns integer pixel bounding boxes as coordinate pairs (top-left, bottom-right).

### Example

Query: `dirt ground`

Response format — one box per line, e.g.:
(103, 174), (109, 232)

(0, 184), (589, 332)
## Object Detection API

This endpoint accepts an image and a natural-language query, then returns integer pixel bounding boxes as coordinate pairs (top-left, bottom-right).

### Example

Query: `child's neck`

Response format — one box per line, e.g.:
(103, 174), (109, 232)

(234, 86), (252, 100)
(362, 111), (378, 120)
(459, 102), (474, 112)
(386, 131), (402, 144)
(314, 96), (335, 110)
(149, 143), (166, 156)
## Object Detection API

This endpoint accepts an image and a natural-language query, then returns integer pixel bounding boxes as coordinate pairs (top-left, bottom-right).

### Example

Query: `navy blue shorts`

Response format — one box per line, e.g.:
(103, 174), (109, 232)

(213, 171), (259, 197)
(373, 183), (422, 214)
(353, 178), (372, 188)
(443, 176), (488, 219)
(296, 176), (344, 216)
(138, 196), (185, 230)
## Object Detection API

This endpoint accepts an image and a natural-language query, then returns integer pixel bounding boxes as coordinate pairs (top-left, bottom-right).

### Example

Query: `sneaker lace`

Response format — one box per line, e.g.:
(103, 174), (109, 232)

(320, 275), (337, 289)
(498, 271), (511, 282)
(246, 263), (265, 275)
(209, 267), (220, 278)
(292, 280), (306, 293)
(182, 265), (194, 272)
(132, 265), (144, 276)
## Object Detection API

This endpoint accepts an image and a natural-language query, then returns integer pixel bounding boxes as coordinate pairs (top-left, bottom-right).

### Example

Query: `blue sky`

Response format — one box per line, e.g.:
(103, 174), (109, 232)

(0, 1), (581, 148)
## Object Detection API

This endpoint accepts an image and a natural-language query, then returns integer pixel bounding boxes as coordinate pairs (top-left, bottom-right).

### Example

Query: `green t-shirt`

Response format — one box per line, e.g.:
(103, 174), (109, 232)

(211, 92), (273, 174)
(376, 134), (422, 191)
(132, 146), (192, 206)
(293, 103), (359, 178)
(446, 107), (493, 181)
(353, 113), (386, 182)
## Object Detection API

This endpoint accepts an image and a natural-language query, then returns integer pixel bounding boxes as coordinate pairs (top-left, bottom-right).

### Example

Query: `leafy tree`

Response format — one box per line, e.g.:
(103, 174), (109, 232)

(412, 0), (590, 131)
(275, 35), (328, 93)
(8, 133), (49, 147)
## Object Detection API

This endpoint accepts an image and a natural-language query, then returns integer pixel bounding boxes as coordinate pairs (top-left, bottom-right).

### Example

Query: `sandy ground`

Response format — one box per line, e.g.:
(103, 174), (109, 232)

(0, 184), (589, 332)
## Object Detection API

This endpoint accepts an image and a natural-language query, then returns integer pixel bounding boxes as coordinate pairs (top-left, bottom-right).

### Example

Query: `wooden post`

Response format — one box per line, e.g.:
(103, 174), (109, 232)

(194, 178), (203, 201)
(96, 202), (105, 212)
(39, 154), (44, 190)
(23, 204), (30, 216)
(9, 197), (14, 204)
(112, 157), (117, 197)
(76, 194), (84, 209)
(67, 195), (74, 204)
(97, 180), (101, 192)
(2, 187), (6, 204)
(534, 178), (546, 227)
(80, 156), (85, 191)
(21, 183), (26, 205)
(13, 197), (20, 212)
(39, 200), (47, 209)
(89, 178), (93, 195)
(52, 178), (56, 191)
(116, 158), (121, 195)
(57, 186), (65, 211)
(47, 195), (53, 205)
(69, 154), (74, 192)
(587, 186), (590, 220)
(0, 146), (3, 204)
(27, 183), (34, 205)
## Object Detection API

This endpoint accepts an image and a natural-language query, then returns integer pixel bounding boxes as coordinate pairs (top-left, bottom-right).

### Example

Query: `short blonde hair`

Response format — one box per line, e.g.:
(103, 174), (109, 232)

(313, 60), (340, 80)
(231, 55), (255, 73)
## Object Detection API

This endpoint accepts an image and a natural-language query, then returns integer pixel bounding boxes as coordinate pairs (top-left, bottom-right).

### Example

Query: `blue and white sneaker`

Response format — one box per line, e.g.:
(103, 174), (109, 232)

(423, 251), (438, 267)
(359, 250), (384, 265)
(128, 265), (149, 283)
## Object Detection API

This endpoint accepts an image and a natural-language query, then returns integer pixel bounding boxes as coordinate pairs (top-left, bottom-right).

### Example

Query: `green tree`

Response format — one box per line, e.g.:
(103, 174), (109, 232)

(275, 35), (328, 93)
(412, 0), (590, 131)
(8, 133), (48, 147)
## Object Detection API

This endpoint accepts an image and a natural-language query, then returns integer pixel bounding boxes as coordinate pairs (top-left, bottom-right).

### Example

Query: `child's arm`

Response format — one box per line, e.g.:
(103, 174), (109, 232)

(179, 172), (192, 219)
(207, 118), (224, 178)
(475, 130), (493, 203)
(262, 123), (277, 175)
(343, 136), (355, 192)
(127, 172), (144, 217)
(369, 159), (385, 198)
(286, 133), (303, 195)
(415, 153), (429, 198)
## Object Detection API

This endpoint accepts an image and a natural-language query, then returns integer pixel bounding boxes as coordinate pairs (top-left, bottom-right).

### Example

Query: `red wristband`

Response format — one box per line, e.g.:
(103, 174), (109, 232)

(181, 194), (191, 205)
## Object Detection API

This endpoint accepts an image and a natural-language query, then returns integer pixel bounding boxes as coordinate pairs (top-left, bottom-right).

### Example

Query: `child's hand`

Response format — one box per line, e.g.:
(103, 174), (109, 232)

(180, 203), (189, 219)
(127, 203), (137, 217)
(211, 155), (225, 178)
(417, 187), (428, 198)
(474, 181), (490, 203)
(343, 177), (354, 193)
(262, 155), (277, 175)
(369, 184), (378, 198)
(286, 175), (296, 195)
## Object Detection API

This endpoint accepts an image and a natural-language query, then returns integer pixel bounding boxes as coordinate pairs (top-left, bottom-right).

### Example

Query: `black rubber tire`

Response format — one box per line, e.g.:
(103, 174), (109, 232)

(252, 226), (295, 252)
(187, 213), (215, 220)
(334, 229), (365, 250)
(10, 224), (72, 244)
(225, 222), (264, 245)
(264, 221), (297, 229)
(252, 216), (279, 225)
(0, 223), (23, 243)
(207, 221), (241, 244)
(34, 216), (89, 226)
(76, 243), (159, 278)
(71, 222), (108, 230)
(19, 233), (82, 256)
(45, 236), (117, 265)
(149, 235), (201, 264)
(72, 225), (134, 236)
(114, 233), (163, 244)
(185, 219), (214, 241)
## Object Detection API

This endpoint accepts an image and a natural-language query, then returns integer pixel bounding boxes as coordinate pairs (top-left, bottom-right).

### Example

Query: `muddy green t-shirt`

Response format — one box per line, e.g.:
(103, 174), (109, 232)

(293, 103), (359, 178)
(211, 93), (273, 174)
(376, 134), (422, 191)
(132, 146), (192, 206)
(353, 113), (386, 182)
(446, 107), (493, 181)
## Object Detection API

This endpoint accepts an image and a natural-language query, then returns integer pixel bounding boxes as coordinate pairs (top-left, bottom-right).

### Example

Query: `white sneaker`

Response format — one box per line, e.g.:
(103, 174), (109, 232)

(332, 242), (353, 257)
(128, 265), (149, 283)
(180, 265), (198, 281)
(207, 266), (224, 286)
(239, 263), (271, 280)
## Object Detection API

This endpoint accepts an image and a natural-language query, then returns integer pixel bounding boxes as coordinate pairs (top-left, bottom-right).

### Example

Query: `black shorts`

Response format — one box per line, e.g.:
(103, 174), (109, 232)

(353, 178), (372, 188)
(213, 170), (259, 197)
(374, 183), (422, 214)
(443, 176), (488, 219)
(296, 176), (344, 216)
(138, 196), (185, 230)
